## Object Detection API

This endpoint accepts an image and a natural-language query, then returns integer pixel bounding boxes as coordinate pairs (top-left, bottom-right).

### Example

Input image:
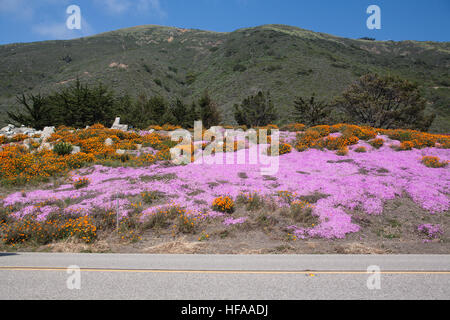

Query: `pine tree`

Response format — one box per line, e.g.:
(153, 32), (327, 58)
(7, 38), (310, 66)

(48, 79), (116, 128)
(198, 91), (221, 128)
(335, 74), (435, 130)
(293, 93), (329, 126)
(233, 91), (277, 127)
(7, 93), (52, 130)
(116, 94), (136, 127)
(172, 99), (188, 127)
(161, 107), (177, 125)
(147, 96), (167, 125)
(185, 101), (199, 128)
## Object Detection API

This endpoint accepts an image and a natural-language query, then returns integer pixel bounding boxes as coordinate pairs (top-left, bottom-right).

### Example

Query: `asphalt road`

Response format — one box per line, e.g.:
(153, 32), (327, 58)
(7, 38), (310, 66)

(0, 253), (449, 299)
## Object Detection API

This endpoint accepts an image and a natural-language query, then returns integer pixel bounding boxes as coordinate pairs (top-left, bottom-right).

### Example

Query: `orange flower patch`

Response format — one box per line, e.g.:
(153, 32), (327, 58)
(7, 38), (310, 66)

(398, 141), (414, 151)
(421, 156), (448, 168)
(281, 123), (305, 132)
(212, 196), (235, 213)
(73, 177), (90, 189)
(266, 143), (292, 156)
(10, 133), (29, 143)
(369, 138), (384, 149)
(336, 147), (349, 156)
(1, 215), (97, 245)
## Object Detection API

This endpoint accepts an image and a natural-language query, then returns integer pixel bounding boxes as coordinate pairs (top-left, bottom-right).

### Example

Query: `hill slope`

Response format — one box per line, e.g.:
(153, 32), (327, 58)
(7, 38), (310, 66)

(0, 24), (449, 132)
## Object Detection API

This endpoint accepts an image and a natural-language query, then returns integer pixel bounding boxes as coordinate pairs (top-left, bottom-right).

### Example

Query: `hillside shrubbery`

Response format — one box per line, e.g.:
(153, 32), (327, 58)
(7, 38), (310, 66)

(234, 91), (277, 127)
(8, 74), (437, 132)
(8, 80), (208, 130)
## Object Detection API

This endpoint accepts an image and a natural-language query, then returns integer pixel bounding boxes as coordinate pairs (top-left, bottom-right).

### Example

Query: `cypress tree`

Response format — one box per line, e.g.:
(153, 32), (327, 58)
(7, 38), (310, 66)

(198, 91), (221, 128)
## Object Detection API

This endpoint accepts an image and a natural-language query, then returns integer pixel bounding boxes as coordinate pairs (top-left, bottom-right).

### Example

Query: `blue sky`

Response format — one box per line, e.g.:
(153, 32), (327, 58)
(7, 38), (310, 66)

(0, 0), (449, 44)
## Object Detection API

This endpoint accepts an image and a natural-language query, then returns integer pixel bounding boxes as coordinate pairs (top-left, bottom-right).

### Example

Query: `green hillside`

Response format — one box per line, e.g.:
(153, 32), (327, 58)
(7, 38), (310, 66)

(0, 24), (449, 132)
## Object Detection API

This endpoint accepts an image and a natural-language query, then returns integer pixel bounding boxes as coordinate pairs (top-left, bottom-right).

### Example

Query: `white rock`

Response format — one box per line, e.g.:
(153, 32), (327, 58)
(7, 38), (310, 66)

(71, 146), (81, 154)
(41, 126), (55, 142)
(38, 142), (53, 152)
(105, 138), (114, 146)
(116, 149), (125, 155)
(111, 117), (128, 131)
(1, 124), (14, 132)
(112, 117), (120, 127)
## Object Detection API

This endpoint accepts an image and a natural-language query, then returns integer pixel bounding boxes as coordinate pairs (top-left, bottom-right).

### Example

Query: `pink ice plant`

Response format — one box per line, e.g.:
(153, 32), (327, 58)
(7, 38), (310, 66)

(2, 132), (449, 239)
(223, 217), (247, 226)
(417, 224), (443, 239)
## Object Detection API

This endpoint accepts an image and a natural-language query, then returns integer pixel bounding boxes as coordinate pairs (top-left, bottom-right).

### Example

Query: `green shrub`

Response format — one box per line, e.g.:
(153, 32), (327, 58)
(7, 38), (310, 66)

(141, 190), (164, 204)
(289, 201), (317, 224)
(53, 142), (73, 156)
(73, 178), (90, 189)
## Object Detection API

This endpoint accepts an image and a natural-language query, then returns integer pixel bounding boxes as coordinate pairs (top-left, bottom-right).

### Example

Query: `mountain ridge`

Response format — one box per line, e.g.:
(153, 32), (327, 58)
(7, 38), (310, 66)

(0, 24), (448, 131)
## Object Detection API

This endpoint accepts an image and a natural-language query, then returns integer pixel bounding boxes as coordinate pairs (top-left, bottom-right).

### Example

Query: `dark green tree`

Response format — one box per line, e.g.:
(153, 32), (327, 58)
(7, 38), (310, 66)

(172, 99), (188, 127)
(129, 93), (155, 128)
(334, 74), (435, 130)
(233, 91), (277, 127)
(198, 91), (221, 128)
(147, 96), (167, 125)
(7, 93), (52, 130)
(293, 93), (329, 126)
(184, 101), (199, 128)
(49, 79), (116, 127)
(161, 107), (177, 125)
(115, 93), (136, 126)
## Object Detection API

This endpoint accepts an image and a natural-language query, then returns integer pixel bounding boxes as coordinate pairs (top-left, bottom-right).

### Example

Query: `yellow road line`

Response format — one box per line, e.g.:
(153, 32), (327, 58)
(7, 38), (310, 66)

(0, 267), (449, 275)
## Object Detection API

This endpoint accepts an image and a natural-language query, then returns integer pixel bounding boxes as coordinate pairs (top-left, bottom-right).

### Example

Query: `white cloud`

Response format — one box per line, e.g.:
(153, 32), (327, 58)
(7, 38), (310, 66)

(0, 0), (70, 20)
(32, 17), (94, 40)
(137, 0), (167, 18)
(94, 0), (131, 14)
(94, 0), (167, 18)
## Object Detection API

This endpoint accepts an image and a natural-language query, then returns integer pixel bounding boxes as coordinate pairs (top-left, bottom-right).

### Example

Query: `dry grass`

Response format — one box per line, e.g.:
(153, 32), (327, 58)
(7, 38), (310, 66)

(142, 238), (207, 254)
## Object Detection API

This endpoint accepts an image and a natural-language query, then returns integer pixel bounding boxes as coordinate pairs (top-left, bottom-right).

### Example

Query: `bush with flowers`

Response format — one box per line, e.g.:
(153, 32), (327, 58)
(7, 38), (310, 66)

(280, 123), (306, 132)
(236, 192), (265, 211)
(266, 143), (292, 156)
(421, 156), (448, 168)
(369, 138), (384, 149)
(336, 146), (349, 156)
(417, 224), (443, 239)
(289, 200), (316, 224)
(212, 196), (235, 213)
(354, 146), (367, 153)
(398, 141), (414, 151)
(73, 177), (90, 189)
(1, 215), (97, 245)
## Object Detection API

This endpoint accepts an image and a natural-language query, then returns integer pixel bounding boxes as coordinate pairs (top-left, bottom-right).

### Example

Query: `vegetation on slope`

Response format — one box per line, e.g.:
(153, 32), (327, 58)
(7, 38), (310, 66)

(0, 24), (448, 132)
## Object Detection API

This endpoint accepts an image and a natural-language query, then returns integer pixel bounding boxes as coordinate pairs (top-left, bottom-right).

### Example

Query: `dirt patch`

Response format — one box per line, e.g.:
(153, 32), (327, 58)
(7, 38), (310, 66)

(43, 239), (111, 253)
(143, 238), (207, 254)
(109, 62), (128, 69)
